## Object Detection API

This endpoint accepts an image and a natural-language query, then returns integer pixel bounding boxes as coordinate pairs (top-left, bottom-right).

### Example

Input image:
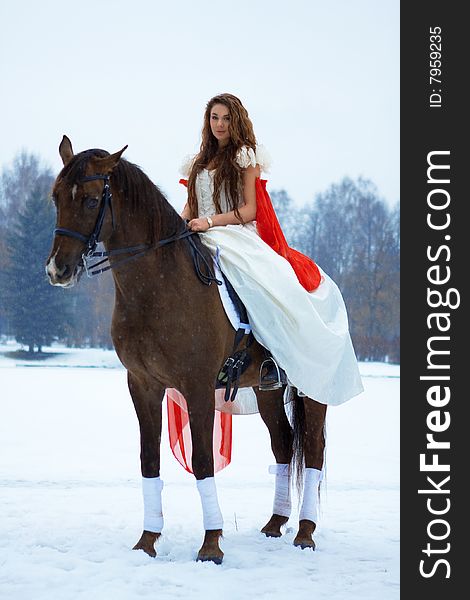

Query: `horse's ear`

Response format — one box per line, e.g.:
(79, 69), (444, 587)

(91, 146), (128, 174)
(59, 135), (74, 166)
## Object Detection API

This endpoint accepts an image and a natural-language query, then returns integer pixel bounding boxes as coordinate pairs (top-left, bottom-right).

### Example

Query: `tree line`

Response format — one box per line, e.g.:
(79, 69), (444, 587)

(0, 151), (399, 362)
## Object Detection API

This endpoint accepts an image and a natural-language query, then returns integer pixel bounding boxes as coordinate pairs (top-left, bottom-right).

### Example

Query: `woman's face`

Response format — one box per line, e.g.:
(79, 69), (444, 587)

(209, 103), (231, 146)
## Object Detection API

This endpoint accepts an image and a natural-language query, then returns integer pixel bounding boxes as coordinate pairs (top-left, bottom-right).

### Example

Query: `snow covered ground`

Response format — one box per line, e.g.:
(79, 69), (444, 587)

(0, 341), (399, 599)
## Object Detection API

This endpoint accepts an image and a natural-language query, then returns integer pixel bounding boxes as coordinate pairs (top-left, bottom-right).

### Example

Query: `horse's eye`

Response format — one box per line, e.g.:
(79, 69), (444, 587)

(85, 197), (99, 209)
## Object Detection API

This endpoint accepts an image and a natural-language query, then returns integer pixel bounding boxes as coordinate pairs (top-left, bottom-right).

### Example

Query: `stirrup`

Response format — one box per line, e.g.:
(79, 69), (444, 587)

(259, 357), (287, 391)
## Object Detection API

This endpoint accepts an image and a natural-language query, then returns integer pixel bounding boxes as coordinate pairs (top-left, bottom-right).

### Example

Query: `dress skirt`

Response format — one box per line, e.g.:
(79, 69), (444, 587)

(200, 222), (364, 406)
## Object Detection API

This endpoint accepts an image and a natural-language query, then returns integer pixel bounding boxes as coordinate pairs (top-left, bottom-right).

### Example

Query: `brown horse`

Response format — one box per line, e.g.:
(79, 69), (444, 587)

(46, 136), (327, 563)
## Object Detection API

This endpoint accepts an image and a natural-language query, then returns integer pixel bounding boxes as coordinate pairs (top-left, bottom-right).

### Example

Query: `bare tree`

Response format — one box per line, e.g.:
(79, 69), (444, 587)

(271, 177), (400, 362)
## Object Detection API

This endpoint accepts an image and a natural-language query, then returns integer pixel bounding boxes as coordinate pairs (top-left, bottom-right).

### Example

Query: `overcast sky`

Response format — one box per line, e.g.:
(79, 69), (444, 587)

(0, 0), (399, 211)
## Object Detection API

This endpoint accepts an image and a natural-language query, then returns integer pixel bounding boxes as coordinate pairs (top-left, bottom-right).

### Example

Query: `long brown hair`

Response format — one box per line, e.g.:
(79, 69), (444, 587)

(187, 93), (257, 221)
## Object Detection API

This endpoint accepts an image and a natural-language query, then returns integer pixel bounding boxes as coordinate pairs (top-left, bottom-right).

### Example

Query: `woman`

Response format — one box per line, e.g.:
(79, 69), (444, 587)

(179, 93), (363, 406)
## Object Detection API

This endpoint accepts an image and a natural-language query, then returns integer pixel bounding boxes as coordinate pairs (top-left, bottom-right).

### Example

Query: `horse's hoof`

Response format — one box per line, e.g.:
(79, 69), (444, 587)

(196, 553), (224, 565)
(263, 531), (282, 538)
(293, 519), (316, 550)
(132, 530), (160, 558)
(197, 529), (223, 564)
(261, 514), (289, 537)
(293, 538), (316, 550)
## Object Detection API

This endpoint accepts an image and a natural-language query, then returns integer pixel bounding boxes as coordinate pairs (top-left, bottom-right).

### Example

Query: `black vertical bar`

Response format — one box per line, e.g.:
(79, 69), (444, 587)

(401, 1), (465, 597)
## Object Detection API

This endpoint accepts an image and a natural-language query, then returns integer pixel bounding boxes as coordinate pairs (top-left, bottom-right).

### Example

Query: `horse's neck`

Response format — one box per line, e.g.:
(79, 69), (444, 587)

(104, 188), (194, 306)
(106, 228), (191, 306)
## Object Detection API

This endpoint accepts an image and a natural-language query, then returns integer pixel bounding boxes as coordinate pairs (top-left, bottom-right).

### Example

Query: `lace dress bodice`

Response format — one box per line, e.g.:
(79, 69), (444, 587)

(180, 144), (272, 218)
(196, 169), (231, 218)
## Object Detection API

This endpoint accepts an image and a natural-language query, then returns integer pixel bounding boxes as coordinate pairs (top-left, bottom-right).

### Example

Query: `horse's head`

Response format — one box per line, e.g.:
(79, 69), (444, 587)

(46, 135), (127, 287)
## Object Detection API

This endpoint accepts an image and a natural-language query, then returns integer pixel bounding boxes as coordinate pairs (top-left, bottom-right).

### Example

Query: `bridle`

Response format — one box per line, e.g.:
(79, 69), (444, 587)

(54, 174), (117, 273)
(53, 173), (220, 285)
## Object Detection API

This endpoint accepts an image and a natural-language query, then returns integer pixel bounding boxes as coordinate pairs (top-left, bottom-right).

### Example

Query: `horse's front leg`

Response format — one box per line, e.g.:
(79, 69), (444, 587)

(127, 371), (165, 558)
(186, 386), (224, 565)
(255, 387), (294, 538)
(293, 397), (327, 550)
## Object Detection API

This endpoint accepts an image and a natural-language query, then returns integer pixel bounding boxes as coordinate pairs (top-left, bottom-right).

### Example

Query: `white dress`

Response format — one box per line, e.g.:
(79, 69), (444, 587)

(180, 145), (363, 406)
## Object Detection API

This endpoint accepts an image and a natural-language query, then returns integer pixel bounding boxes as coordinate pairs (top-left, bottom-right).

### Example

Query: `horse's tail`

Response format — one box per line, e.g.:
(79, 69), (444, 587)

(290, 392), (306, 497)
(289, 392), (327, 501)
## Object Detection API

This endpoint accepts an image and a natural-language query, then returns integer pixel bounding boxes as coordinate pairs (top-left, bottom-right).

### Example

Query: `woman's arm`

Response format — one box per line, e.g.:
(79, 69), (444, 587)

(188, 164), (260, 232)
(180, 202), (191, 220)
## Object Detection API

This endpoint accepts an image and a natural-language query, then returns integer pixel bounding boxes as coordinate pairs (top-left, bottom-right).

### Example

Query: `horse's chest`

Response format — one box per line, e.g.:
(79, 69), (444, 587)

(112, 306), (160, 355)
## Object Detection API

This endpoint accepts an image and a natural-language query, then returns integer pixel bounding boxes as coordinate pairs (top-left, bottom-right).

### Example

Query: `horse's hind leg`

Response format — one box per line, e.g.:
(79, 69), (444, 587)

(186, 388), (224, 564)
(127, 371), (165, 558)
(255, 387), (294, 537)
(294, 397), (326, 550)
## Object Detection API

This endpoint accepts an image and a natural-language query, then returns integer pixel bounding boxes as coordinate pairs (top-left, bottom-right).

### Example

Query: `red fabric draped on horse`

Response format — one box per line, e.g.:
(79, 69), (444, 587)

(46, 136), (327, 562)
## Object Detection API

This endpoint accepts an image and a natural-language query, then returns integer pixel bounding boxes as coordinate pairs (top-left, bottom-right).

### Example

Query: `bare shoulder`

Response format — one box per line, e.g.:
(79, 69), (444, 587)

(243, 163), (261, 178)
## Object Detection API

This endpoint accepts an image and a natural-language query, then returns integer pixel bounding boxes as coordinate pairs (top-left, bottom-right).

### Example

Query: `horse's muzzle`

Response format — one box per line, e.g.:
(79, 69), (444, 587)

(45, 254), (82, 287)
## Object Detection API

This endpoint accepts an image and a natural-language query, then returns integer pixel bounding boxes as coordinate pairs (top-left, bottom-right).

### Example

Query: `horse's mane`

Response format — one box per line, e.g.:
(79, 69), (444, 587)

(58, 149), (182, 244)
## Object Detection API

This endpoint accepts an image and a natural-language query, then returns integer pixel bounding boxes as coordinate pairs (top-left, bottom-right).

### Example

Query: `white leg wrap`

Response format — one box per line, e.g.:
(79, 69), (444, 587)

(268, 463), (292, 518)
(196, 477), (224, 530)
(142, 476), (164, 533)
(299, 468), (323, 523)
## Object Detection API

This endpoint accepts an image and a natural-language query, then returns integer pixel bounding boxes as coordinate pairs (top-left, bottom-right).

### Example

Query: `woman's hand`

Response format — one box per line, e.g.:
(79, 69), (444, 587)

(188, 217), (211, 232)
